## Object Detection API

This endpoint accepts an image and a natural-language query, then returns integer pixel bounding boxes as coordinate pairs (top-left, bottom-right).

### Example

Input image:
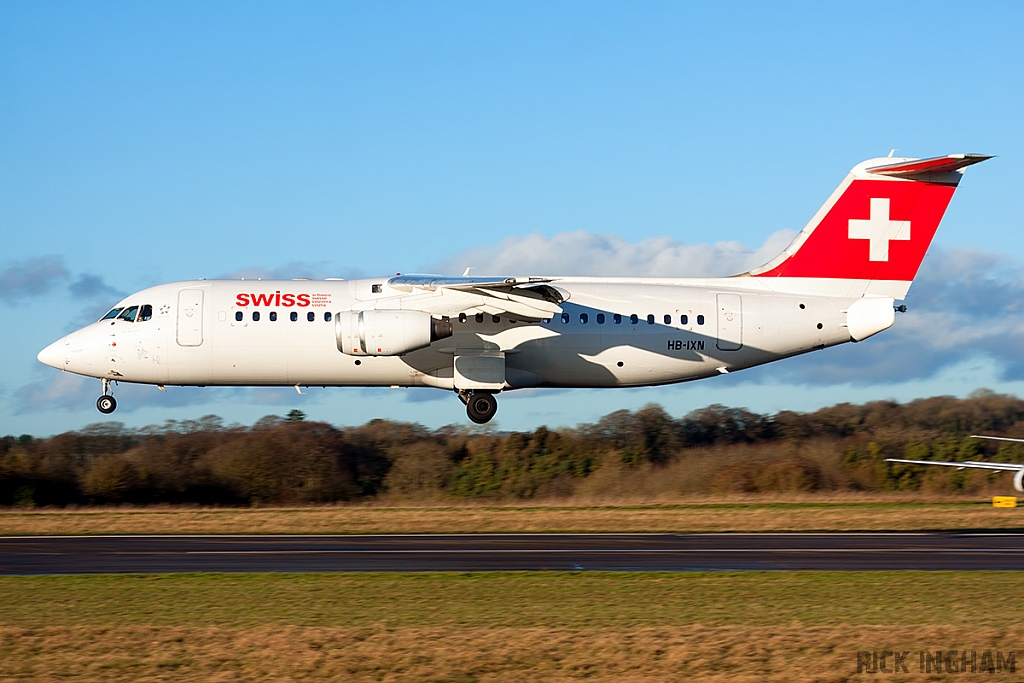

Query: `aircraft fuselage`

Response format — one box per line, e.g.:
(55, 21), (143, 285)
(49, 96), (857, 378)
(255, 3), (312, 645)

(41, 277), (860, 391)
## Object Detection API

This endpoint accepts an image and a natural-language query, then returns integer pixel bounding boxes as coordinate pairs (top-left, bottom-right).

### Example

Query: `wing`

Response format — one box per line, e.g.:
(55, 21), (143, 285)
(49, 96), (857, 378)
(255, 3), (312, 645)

(885, 458), (1024, 472)
(351, 274), (567, 320)
(888, 433), (1024, 472)
(970, 435), (1024, 444)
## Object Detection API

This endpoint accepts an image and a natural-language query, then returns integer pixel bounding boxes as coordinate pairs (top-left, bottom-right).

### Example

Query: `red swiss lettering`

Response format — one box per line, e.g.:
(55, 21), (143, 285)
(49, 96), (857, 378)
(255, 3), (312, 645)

(236, 292), (315, 306)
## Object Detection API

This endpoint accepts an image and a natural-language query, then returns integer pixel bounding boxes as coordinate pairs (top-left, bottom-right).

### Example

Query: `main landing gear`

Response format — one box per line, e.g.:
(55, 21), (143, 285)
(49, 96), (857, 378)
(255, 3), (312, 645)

(96, 379), (117, 414)
(459, 390), (498, 424)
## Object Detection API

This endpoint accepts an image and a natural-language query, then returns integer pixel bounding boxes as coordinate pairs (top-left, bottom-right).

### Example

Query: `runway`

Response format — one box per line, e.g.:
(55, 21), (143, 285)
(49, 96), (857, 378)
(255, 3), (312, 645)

(3, 532), (1024, 574)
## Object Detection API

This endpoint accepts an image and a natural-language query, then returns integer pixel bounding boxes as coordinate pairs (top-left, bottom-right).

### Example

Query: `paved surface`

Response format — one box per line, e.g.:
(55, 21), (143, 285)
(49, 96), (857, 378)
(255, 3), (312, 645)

(2, 533), (1023, 574)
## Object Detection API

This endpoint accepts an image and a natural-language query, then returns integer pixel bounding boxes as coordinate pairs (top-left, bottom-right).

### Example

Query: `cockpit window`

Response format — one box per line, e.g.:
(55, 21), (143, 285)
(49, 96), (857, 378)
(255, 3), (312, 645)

(117, 306), (140, 322)
(101, 308), (124, 321)
(138, 305), (153, 322)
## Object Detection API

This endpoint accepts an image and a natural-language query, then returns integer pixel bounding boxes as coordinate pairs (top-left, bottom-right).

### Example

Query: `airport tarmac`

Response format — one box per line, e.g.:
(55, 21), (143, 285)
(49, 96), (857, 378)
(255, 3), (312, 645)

(2, 532), (1024, 574)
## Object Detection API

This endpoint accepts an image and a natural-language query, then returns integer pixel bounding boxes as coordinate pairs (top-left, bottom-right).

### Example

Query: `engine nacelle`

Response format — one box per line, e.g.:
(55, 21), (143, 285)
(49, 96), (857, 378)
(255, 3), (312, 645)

(1014, 469), (1024, 494)
(336, 310), (453, 356)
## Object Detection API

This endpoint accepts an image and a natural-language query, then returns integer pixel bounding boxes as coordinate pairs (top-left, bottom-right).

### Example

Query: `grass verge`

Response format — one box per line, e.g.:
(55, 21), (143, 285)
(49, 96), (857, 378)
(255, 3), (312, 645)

(2, 572), (1023, 681)
(1, 499), (1022, 535)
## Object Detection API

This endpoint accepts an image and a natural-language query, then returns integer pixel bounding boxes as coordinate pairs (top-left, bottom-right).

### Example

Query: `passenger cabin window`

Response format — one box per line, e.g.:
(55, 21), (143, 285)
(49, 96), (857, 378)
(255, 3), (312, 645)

(325, 312), (332, 322)
(101, 308), (123, 321)
(580, 313), (588, 324)
(647, 314), (655, 325)
(664, 314), (671, 325)
(372, 284), (383, 294)
(290, 312), (298, 322)
(492, 315), (500, 323)
(613, 314), (622, 324)
(697, 315), (705, 325)
(561, 313), (570, 324)
(139, 305), (153, 322)
(118, 306), (139, 322)
(681, 314), (688, 325)
(459, 313), (467, 323)
(307, 312), (315, 322)
(253, 311), (260, 321)
(235, 312), (243, 321)
(475, 313), (484, 323)
(596, 313), (605, 324)
(630, 314), (638, 325)
(269, 311), (278, 322)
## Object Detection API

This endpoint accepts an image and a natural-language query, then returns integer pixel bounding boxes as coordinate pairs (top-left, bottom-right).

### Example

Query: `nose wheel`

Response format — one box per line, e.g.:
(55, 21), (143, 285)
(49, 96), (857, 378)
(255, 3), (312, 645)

(461, 391), (498, 424)
(96, 395), (117, 414)
(96, 379), (117, 414)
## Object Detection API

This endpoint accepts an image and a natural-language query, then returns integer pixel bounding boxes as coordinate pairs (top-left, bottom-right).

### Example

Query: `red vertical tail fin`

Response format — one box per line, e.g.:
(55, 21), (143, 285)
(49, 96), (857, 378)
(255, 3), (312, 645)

(747, 154), (990, 299)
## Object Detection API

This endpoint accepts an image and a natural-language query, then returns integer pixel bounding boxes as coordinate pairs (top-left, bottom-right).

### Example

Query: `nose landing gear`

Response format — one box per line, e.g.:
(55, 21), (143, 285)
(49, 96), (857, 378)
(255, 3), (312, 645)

(96, 379), (117, 414)
(459, 390), (498, 424)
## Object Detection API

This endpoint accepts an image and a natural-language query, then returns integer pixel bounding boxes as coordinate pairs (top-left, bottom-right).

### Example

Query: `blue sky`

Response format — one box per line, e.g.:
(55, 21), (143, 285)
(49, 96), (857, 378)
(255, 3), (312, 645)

(3, 1), (1024, 435)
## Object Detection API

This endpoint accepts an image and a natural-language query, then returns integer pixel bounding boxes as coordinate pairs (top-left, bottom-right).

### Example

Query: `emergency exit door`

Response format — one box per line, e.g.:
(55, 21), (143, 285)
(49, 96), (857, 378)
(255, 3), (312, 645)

(716, 293), (742, 351)
(176, 289), (204, 347)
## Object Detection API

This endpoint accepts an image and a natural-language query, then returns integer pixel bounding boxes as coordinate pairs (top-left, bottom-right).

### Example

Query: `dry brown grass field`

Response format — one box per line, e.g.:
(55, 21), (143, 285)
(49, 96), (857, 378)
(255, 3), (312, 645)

(1, 496), (1022, 535)
(2, 572), (1022, 682)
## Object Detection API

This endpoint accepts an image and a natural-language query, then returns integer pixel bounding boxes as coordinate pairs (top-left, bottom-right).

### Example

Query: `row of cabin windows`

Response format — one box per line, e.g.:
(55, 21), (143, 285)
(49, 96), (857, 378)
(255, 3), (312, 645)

(456, 312), (704, 326)
(236, 310), (704, 325)
(101, 305), (153, 323)
(562, 313), (704, 326)
(459, 313), (508, 324)
(236, 311), (332, 322)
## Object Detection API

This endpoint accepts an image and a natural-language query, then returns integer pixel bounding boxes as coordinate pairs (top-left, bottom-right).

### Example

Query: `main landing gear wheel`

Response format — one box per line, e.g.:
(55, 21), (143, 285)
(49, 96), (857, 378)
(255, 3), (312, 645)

(466, 392), (498, 424)
(96, 395), (117, 414)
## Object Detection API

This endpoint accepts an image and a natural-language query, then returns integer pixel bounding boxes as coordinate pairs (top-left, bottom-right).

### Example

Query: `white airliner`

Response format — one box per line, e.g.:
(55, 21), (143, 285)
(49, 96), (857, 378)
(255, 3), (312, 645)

(888, 436), (1024, 493)
(38, 153), (988, 423)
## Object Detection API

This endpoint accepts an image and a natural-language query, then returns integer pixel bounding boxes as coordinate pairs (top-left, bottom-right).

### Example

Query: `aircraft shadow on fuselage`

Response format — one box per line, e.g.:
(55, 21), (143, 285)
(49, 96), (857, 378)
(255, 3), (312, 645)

(399, 301), (787, 388)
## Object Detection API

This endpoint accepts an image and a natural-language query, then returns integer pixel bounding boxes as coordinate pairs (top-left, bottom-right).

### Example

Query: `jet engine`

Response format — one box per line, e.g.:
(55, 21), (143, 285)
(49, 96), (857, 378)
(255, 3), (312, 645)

(336, 310), (453, 356)
(1015, 469), (1024, 494)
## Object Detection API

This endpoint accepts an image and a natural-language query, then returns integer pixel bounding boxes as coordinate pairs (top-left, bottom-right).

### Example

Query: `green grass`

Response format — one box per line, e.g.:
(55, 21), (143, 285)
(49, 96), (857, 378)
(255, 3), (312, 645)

(5, 572), (1024, 681)
(4, 571), (1024, 630)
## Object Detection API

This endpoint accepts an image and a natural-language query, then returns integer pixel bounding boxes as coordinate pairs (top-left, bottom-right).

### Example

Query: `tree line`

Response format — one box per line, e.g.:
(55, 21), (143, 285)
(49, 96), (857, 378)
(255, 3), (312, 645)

(4, 390), (1024, 507)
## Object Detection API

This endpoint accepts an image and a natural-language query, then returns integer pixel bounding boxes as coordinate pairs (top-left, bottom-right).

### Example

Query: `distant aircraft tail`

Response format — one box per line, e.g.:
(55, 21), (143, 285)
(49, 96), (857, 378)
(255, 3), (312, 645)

(746, 154), (990, 299)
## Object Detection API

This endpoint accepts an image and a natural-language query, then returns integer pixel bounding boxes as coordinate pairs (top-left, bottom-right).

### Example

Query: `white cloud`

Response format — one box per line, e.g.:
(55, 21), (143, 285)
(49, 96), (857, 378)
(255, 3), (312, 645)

(752, 246), (1024, 384)
(16, 237), (1024, 422)
(432, 229), (799, 278)
(433, 232), (1024, 386)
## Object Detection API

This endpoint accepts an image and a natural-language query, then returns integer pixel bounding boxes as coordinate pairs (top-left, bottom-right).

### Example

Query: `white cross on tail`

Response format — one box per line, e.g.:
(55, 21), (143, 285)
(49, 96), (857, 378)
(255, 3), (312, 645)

(847, 197), (911, 262)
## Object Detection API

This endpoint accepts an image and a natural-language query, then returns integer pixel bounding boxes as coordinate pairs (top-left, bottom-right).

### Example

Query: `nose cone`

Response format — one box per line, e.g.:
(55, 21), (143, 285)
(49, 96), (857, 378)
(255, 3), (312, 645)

(37, 338), (66, 370)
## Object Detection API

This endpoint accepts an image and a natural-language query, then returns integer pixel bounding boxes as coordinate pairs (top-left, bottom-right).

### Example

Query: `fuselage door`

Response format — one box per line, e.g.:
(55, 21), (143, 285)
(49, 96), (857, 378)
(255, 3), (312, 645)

(176, 289), (205, 347)
(716, 293), (742, 351)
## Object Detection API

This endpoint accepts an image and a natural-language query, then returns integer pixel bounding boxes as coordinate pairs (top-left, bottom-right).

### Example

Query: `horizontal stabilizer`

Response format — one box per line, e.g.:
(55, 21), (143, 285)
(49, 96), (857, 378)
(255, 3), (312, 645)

(867, 154), (992, 179)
